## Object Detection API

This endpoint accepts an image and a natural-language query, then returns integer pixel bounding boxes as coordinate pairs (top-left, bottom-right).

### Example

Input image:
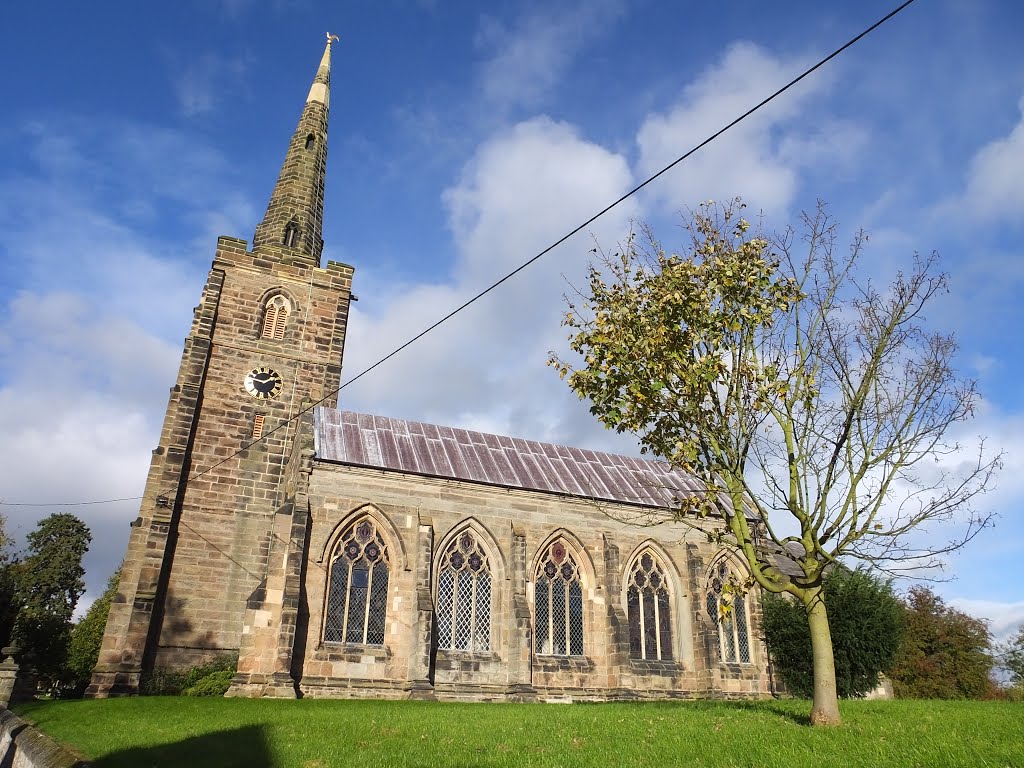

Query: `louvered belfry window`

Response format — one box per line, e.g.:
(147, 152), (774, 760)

(261, 295), (290, 340)
(706, 560), (751, 664)
(324, 518), (390, 645)
(627, 550), (673, 661)
(534, 539), (585, 656)
(436, 531), (491, 652)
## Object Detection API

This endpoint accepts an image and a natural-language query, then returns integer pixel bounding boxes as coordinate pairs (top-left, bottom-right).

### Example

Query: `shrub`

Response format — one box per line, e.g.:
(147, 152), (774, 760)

(140, 653), (238, 697)
(139, 667), (187, 696)
(762, 568), (904, 698)
(183, 669), (235, 697)
(59, 568), (120, 698)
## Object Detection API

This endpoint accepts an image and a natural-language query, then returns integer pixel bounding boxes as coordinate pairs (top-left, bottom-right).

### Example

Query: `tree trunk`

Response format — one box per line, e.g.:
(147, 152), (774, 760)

(805, 585), (842, 726)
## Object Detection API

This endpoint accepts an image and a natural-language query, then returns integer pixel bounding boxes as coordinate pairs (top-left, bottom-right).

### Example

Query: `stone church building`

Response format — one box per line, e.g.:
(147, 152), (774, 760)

(88, 37), (771, 702)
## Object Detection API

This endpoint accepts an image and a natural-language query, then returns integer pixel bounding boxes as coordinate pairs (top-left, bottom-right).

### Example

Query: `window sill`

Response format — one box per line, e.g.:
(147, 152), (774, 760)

(533, 655), (594, 673)
(629, 658), (683, 676)
(718, 661), (757, 673)
(316, 642), (389, 662)
(436, 648), (499, 662)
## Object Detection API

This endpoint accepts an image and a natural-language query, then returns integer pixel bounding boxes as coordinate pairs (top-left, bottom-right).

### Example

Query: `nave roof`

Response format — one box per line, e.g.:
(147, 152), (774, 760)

(314, 407), (705, 511)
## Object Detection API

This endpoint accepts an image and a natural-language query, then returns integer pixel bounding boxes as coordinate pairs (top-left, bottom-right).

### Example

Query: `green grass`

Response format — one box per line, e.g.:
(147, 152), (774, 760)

(14, 697), (1023, 768)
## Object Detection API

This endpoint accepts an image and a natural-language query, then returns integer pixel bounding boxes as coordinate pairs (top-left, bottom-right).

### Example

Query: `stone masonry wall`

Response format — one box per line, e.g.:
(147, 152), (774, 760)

(0, 709), (88, 768)
(152, 240), (352, 669)
(291, 463), (772, 701)
(89, 236), (353, 694)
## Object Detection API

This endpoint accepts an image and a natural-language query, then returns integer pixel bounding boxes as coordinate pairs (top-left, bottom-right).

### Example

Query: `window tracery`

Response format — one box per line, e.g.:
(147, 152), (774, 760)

(534, 539), (585, 656)
(706, 559), (751, 664)
(324, 518), (390, 645)
(261, 295), (290, 340)
(436, 531), (491, 652)
(626, 550), (673, 661)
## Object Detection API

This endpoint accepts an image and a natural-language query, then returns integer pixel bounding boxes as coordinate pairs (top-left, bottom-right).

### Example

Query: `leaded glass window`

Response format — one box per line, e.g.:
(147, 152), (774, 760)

(535, 539), (585, 656)
(627, 550), (673, 661)
(706, 560), (751, 664)
(436, 531), (491, 652)
(324, 518), (389, 645)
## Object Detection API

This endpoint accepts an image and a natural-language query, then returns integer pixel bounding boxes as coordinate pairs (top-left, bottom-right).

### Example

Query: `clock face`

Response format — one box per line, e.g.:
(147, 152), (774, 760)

(244, 366), (284, 400)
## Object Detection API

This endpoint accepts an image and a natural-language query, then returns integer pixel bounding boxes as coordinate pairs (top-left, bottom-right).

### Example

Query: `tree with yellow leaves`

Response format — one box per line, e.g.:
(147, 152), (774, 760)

(550, 199), (999, 725)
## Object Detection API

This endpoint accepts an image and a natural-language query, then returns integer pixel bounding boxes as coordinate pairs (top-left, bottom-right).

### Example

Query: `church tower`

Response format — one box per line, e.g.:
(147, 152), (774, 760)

(88, 35), (354, 696)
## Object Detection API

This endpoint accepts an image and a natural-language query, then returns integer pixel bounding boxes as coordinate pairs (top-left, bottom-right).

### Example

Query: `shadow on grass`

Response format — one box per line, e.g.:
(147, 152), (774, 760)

(586, 697), (812, 726)
(93, 725), (272, 768)
(712, 698), (811, 726)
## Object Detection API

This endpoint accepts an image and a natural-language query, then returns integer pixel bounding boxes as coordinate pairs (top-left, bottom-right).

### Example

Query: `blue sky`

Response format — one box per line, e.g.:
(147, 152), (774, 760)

(0, 0), (1022, 641)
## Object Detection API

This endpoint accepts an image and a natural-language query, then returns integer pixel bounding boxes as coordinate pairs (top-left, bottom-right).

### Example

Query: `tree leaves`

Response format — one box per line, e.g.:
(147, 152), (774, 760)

(10, 513), (92, 684)
(549, 198), (1000, 725)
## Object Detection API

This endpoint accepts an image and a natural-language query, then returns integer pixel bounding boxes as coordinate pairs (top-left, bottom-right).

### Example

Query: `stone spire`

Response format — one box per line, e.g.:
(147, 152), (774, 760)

(252, 33), (339, 266)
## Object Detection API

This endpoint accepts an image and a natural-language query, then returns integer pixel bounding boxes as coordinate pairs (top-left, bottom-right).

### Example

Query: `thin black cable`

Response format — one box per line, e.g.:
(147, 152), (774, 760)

(0, 497), (140, 508)
(0, 0), (916, 510)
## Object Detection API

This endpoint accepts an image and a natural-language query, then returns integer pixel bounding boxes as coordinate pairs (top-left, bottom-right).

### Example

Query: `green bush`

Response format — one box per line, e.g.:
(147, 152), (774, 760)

(139, 667), (187, 696)
(183, 669), (235, 697)
(1003, 684), (1024, 702)
(762, 568), (904, 698)
(140, 653), (238, 696)
(59, 568), (120, 698)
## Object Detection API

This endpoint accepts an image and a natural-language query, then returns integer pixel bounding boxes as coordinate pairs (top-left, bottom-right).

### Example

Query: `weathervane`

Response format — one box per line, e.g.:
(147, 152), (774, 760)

(327, 32), (340, 45)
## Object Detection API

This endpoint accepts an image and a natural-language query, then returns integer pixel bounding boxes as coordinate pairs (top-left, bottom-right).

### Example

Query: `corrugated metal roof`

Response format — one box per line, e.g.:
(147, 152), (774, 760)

(314, 407), (706, 510)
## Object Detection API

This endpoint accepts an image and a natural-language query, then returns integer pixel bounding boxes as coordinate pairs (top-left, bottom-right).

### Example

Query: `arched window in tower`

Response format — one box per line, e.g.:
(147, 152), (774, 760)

(436, 531), (491, 652)
(627, 550), (673, 661)
(305, 133), (315, 150)
(534, 539), (585, 656)
(706, 559), (752, 664)
(283, 221), (299, 248)
(324, 517), (390, 645)
(261, 295), (291, 340)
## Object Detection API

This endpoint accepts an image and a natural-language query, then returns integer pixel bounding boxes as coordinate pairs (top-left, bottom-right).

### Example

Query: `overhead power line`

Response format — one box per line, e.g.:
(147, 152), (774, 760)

(0, 0), (917, 510)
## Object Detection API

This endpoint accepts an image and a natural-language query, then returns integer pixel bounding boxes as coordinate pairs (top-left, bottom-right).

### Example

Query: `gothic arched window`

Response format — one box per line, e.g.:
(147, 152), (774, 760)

(706, 559), (751, 664)
(534, 539), (585, 656)
(261, 295), (290, 340)
(324, 518), (390, 645)
(305, 133), (315, 150)
(436, 531), (491, 652)
(627, 550), (673, 661)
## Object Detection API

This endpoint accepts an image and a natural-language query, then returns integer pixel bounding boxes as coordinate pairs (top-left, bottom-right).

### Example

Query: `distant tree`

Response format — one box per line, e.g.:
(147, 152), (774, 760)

(889, 586), (994, 699)
(61, 566), (120, 697)
(0, 512), (18, 648)
(550, 200), (1000, 724)
(763, 568), (904, 698)
(996, 624), (1024, 688)
(10, 513), (92, 685)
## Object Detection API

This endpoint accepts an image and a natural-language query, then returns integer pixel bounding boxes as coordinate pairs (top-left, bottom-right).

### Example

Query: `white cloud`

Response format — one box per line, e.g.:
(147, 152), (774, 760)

(958, 96), (1024, 223)
(476, 0), (625, 113)
(341, 116), (641, 452)
(0, 292), (175, 608)
(636, 42), (857, 219)
(0, 118), (254, 599)
(947, 598), (1024, 645)
(170, 53), (249, 118)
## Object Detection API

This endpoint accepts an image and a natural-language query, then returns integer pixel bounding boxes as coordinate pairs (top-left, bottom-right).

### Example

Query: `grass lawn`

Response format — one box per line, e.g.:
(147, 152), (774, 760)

(14, 697), (1022, 768)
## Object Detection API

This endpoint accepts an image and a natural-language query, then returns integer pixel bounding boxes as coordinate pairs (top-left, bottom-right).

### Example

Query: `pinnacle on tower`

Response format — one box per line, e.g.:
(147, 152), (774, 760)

(252, 33), (339, 266)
